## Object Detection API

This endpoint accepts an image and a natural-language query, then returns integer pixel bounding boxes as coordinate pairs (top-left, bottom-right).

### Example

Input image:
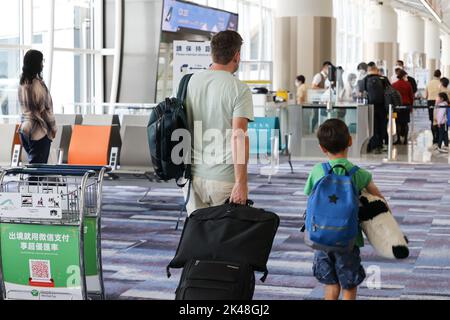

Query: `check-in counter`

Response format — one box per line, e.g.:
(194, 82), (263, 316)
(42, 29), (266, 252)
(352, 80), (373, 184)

(253, 95), (293, 149)
(287, 104), (374, 158)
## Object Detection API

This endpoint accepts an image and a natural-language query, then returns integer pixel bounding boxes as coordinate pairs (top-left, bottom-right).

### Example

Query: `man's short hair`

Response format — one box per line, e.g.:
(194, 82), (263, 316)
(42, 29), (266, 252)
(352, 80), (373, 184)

(441, 77), (449, 88)
(357, 62), (368, 72)
(434, 69), (442, 78)
(211, 31), (243, 65)
(317, 119), (351, 154)
(397, 60), (405, 67)
(323, 61), (333, 68)
(367, 61), (376, 68)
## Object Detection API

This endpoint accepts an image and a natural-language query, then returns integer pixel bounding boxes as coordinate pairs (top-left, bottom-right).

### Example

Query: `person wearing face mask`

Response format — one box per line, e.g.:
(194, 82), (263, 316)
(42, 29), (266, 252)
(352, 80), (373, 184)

(395, 60), (418, 95)
(343, 73), (357, 102)
(296, 75), (308, 104)
(312, 61), (333, 89)
(356, 62), (368, 97)
(392, 69), (414, 145)
(183, 31), (254, 213)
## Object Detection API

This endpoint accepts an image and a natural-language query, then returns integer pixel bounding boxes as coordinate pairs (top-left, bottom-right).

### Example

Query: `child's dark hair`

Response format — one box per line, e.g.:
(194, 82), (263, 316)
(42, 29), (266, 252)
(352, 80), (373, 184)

(441, 77), (449, 88)
(439, 92), (449, 103)
(317, 119), (351, 154)
(296, 75), (305, 84)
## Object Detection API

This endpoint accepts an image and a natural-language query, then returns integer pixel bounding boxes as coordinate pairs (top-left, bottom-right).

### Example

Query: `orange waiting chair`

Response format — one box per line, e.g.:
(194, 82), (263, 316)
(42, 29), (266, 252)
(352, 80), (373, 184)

(68, 125), (112, 166)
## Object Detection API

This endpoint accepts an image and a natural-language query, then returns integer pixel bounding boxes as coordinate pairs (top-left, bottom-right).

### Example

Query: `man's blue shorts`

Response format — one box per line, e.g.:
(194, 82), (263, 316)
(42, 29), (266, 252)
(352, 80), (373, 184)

(313, 247), (366, 290)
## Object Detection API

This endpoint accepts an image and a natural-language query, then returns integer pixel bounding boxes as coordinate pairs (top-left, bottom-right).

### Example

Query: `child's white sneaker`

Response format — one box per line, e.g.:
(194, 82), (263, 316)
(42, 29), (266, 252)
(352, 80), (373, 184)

(438, 148), (449, 154)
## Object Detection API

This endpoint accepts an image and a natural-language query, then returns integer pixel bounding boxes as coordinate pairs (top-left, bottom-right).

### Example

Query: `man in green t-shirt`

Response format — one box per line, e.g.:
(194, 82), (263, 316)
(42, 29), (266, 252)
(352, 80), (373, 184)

(183, 31), (254, 215)
(304, 119), (385, 301)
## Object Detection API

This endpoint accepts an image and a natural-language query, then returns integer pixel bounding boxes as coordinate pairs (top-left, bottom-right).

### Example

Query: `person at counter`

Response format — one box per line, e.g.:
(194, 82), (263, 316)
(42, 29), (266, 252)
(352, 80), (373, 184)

(425, 69), (442, 147)
(392, 70), (414, 145)
(356, 62), (368, 97)
(360, 63), (388, 154)
(395, 60), (418, 95)
(312, 61), (332, 89)
(342, 73), (357, 102)
(295, 75), (308, 104)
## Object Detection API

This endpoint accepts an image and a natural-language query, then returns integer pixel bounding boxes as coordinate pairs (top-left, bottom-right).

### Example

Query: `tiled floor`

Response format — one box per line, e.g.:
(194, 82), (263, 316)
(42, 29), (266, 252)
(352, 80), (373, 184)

(96, 110), (450, 300)
(100, 159), (450, 300)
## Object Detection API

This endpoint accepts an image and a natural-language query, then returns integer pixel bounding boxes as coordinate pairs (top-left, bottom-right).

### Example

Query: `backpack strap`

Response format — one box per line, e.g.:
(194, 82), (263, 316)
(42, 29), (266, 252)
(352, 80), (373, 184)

(348, 166), (360, 177)
(322, 163), (332, 175)
(177, 73), (194, 104)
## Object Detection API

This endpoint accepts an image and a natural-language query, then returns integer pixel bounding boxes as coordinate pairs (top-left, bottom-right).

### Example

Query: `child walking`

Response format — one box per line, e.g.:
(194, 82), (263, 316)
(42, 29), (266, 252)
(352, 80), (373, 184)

(435, 92), (449, 153)
(304, 119), (385, 300)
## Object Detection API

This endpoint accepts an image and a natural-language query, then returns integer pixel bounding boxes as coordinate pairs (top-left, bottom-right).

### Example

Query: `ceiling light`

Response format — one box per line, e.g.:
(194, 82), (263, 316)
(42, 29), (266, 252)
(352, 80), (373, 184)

(419, 0), (442, 23)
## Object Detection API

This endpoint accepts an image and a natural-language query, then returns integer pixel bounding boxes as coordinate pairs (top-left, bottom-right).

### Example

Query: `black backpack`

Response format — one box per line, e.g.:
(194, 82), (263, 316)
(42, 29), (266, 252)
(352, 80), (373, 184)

(175, 260), (255, 301)
(364, 75), (386, 105)
(148, 74), (193, 182)
(167, 201), (280, 282)
(408, 76), (418, 94)
(385, 84), (403, 109)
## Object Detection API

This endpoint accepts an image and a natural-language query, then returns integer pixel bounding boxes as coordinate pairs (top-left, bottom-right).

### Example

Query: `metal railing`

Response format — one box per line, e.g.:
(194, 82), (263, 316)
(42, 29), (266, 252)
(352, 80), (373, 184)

(60, 103), (156, 115)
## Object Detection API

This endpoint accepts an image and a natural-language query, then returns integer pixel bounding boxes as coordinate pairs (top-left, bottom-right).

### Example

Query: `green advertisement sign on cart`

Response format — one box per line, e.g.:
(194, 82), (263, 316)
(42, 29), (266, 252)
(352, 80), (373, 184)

(1, 223), (83, 300)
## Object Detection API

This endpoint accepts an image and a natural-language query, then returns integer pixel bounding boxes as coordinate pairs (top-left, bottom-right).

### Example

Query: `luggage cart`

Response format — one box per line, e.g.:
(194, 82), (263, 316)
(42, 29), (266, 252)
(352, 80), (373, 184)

(0, 165), (110, 300)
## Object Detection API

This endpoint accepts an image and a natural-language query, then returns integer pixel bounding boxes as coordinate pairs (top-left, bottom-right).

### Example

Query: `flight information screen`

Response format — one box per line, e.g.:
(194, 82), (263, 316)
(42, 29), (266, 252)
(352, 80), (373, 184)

(161, 0), (238, 34)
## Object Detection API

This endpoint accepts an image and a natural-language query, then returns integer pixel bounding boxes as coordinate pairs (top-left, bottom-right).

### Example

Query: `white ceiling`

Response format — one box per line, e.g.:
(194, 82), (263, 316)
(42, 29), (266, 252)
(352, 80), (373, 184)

(391, 0), (450, 31)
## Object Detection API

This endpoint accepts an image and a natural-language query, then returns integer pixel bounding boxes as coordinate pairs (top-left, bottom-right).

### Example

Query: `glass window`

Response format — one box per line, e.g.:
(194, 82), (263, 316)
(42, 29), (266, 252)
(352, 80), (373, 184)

(52, 51), (94, 113)
(33, 0), (51, 45)
(0, 0), (21, 45)
(0, 49), (21, 116)
(54, 0), (94, 49)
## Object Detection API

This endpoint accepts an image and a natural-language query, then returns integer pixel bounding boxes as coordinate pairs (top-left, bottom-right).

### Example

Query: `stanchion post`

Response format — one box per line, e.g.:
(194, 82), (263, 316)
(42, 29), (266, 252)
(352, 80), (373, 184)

(388, 104), (393, 161)
(410, 106), (415, 142)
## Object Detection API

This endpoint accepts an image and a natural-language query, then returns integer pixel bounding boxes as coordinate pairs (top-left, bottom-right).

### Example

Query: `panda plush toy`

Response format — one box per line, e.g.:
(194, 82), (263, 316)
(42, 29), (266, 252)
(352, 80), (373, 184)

(359, 190), (409, 260)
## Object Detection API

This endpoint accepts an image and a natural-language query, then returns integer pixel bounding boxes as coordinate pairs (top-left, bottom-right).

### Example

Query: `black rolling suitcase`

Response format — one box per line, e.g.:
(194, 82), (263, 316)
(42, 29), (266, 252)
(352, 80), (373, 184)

(167, 201), (280, 282)
(175, 260), (255, 301)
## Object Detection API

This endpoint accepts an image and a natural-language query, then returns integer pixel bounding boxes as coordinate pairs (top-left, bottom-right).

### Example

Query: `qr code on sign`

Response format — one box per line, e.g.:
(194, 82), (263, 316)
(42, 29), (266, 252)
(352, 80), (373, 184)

(29, 260), (51, 281)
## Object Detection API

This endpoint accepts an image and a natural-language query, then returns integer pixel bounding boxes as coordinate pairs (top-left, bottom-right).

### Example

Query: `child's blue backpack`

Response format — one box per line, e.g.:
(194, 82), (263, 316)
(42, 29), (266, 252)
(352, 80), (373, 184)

(304, 163), (360, 253)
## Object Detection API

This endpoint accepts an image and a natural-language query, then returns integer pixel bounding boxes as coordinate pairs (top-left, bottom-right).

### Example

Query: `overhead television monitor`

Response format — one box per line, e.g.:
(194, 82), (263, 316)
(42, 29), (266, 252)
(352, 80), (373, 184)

(161, 0), (239, 34)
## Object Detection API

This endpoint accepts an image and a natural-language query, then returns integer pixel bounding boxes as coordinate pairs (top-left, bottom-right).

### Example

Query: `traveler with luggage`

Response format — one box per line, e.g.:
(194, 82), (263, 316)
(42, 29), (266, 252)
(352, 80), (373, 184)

(426, 70), (442, 148)
(18, 50), (57, 164)
(361, 62), (388, 154)
(392, 70), (415, 145)
(303, 119), (385, 300)
(183, 30), (254, 214)
(434, 92), (449, 154)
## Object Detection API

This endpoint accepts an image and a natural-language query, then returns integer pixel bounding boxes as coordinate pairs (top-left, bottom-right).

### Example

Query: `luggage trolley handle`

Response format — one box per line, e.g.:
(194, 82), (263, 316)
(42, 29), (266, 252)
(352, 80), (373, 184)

(24, 164), (112, 175)
(4, 165), (111, 177)
(4, 167), (97, 178)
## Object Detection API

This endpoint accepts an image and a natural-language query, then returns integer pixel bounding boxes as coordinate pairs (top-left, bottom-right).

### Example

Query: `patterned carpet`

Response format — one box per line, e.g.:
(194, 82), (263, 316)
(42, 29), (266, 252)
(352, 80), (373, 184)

(100, 160), (450, 300)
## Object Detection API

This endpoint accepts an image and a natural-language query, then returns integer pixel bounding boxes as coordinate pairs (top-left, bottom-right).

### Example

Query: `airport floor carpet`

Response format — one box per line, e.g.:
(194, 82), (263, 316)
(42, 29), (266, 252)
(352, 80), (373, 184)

(101, 160), (450, 300)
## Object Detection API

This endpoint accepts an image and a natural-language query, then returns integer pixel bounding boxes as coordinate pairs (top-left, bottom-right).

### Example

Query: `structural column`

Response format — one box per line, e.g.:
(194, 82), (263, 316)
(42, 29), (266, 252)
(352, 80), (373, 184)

(425, 19), (441, 79)
(363, 1), (399, 77)
(273, 0), (336, 93)
(442, 34), (450, 78)
(398, 11), (426, 70)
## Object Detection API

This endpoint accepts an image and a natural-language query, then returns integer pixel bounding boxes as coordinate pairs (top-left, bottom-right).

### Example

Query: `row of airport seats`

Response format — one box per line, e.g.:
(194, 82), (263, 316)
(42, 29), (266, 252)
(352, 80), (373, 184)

(1, 116), (291, 182)
(0, 115), (153, 177)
